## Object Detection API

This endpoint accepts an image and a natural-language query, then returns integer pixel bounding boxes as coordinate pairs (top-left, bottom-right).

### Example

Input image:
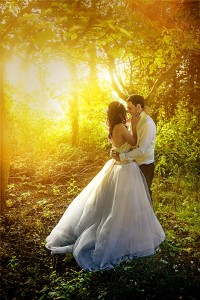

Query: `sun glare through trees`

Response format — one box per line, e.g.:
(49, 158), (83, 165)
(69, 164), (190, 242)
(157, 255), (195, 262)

(5, 56), (112, 119)
(1, 0), (199, 299)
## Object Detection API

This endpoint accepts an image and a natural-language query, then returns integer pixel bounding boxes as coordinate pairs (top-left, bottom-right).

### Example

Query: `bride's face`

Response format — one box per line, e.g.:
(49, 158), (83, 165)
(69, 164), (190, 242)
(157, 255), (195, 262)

(127, 102), (137, 116)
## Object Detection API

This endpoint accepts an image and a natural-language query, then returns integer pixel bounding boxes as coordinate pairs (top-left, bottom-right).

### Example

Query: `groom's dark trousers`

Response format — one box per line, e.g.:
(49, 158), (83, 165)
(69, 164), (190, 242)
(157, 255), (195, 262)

(139, 163), (155, 198)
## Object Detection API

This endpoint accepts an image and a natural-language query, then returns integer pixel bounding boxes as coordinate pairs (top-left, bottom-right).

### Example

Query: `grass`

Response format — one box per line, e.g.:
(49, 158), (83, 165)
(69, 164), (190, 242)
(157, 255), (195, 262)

(0, 170), (200, 300)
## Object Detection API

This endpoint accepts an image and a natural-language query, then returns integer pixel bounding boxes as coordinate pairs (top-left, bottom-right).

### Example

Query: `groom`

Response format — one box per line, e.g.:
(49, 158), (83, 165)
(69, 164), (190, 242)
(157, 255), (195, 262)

(111, 94), (156, 198)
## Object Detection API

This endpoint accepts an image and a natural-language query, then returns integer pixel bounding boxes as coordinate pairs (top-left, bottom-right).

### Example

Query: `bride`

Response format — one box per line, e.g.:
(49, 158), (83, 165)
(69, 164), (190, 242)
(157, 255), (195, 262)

(45, 101), (165, 271)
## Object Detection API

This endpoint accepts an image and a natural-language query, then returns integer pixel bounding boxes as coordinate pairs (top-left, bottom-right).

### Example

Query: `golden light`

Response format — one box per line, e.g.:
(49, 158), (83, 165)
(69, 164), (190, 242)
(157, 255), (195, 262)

(5, 57), (70, 119)
(28, 98), (67, 120)
(98, 68), (111, 83)
(5, 57), (41, 92)
(6, 57), (111, 89)
(5, 57), (113, 119)
(5, 57), (70, 90)
(46, 60), (70, 85)
(5, 57), (22, 85)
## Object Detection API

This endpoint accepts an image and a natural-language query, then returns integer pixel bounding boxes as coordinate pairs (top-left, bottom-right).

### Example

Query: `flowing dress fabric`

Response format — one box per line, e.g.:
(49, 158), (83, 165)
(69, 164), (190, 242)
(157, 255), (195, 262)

(46, 143), (165, 271)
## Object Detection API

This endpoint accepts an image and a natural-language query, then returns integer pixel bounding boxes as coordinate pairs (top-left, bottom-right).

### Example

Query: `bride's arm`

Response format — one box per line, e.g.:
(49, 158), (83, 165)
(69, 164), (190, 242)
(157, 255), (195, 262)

(120, 124), (137, 146)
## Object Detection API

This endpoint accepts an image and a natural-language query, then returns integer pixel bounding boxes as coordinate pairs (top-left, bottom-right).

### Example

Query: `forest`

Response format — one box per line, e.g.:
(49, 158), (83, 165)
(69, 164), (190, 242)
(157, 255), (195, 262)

(0, 0), (200, 299)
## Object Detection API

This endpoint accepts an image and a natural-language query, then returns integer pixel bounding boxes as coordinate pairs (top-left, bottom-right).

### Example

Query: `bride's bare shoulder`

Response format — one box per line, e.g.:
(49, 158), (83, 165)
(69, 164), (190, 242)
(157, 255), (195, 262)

(113, 123), (126, 131)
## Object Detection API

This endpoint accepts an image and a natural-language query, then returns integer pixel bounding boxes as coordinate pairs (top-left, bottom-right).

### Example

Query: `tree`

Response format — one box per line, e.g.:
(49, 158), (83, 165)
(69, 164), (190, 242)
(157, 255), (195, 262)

(0, 0), (59, 211)
(0, 0), (33, 212)
(1, 0), (199, 211)
(0, 45), (9, 212)
(97, 0), (200, 107)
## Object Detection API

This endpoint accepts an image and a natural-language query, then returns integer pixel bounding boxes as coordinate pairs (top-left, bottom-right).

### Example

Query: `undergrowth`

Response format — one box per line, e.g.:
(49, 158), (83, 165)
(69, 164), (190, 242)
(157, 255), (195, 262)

(0, 168), (199, 300)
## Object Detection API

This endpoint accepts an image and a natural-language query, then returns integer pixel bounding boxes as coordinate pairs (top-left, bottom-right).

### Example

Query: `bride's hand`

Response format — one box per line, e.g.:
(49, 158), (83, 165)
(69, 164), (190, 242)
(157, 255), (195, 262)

(110, 149), (120, 161)
(131, 113), (140, 127)
(125, 117), (132, 126)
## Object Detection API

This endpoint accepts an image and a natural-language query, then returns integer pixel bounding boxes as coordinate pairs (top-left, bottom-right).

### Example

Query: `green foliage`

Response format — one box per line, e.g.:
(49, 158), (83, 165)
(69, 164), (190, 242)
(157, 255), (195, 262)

(5, 89), (108, 184)
(67, 177), (81, 196)
(40, 269), (93, 299)
(8, 256), (19, 272)
(155, 102), (200, 185)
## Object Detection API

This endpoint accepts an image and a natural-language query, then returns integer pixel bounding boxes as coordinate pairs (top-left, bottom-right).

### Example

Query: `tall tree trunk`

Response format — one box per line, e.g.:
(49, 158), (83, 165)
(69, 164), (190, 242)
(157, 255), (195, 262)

(88, 45), (99, 88)
(0, 46), (9, 213)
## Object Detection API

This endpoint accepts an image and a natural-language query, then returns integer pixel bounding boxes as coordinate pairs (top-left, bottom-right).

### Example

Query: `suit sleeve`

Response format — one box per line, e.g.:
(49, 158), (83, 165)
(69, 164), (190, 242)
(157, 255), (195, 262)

(119, 121), (155, 162)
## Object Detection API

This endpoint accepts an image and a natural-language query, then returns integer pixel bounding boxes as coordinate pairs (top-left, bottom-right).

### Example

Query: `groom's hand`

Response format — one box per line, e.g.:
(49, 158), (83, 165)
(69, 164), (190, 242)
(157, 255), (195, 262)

(110, 149), (120, 161)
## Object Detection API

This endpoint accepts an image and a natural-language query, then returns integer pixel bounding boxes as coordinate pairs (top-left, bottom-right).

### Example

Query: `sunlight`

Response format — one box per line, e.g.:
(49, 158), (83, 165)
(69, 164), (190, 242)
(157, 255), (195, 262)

(5, 57), (41, 92)
(25, 64), (41, 92)
(6, 57), (111, 90)
(46, 60), (70, 85)
(5, 58), (70, 91)
(98, 68), (111, 83)
(5, 57), (23, 85)
(5, 57), (69, 119)
(28, 98), (67, 120)
(5, 57), (112, 120)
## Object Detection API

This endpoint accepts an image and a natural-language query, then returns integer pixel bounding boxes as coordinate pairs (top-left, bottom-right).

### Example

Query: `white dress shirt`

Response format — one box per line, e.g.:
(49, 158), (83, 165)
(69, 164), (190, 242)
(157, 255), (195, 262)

(119, 111), (156, 165)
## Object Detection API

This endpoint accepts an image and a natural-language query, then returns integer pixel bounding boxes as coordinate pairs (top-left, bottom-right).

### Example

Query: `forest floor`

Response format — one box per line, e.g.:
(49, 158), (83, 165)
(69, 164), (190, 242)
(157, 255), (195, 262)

(0, 162), (200, 300)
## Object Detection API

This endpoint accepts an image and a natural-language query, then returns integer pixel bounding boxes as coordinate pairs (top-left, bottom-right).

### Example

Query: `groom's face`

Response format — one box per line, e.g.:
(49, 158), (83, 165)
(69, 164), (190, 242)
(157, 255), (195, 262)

(127, 102), (137, 116)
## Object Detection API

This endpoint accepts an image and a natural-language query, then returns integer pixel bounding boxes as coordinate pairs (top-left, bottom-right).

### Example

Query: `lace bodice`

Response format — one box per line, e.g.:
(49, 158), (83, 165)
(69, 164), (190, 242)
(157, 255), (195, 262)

(113, 142), (132, 154)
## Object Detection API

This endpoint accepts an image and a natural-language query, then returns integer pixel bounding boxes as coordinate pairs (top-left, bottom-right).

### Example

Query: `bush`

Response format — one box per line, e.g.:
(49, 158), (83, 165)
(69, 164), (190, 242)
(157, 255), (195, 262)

(155, 103), (199, 186)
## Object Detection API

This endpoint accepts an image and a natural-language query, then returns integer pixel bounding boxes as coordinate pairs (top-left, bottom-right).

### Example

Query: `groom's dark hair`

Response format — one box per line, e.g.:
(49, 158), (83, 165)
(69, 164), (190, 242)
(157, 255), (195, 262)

(127, 94), (145, 108)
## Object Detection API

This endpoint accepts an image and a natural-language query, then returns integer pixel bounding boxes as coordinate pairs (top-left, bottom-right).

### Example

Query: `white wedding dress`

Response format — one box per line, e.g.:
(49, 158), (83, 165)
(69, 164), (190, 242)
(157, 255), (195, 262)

(46, 142), (165, 271)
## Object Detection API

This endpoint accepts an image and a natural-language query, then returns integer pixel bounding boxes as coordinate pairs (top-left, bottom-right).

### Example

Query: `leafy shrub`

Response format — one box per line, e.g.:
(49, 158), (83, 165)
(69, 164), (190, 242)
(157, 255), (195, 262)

(155, 103), (199, 186)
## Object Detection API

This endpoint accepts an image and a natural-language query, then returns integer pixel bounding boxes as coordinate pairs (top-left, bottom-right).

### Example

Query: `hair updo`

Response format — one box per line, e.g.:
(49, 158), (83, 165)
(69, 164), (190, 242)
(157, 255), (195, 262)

(107, 101), (126, 139)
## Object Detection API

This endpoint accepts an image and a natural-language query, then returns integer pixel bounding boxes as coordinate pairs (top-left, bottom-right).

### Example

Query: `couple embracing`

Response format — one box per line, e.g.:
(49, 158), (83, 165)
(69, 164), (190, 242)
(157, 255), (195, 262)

(46, 94), (165, 271)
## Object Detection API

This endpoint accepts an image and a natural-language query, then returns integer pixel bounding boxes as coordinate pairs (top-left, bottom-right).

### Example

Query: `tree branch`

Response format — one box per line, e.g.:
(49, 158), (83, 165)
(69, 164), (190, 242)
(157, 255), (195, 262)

(103, 48), (127, 100)
(146, 62), (180, 104)
(0, 0), (39, 42)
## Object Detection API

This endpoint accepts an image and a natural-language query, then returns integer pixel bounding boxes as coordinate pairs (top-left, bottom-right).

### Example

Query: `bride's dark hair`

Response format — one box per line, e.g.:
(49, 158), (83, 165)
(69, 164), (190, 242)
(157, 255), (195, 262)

(107, 101), (126, 139)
